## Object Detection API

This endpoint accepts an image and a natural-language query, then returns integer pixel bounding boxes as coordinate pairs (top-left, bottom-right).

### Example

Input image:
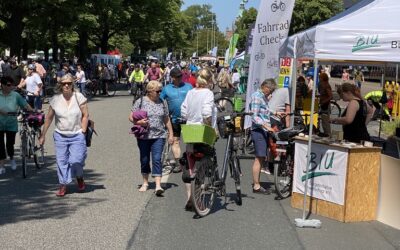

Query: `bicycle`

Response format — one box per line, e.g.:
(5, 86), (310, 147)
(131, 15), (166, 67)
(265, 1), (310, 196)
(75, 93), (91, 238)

(269, 114), (305, 199)
(131, 81), (145, 99)
(183, 112), (251, 217)
(86, 78), (116, 97)
(8, 110), (45, 178)
(271, 0), (286, 12)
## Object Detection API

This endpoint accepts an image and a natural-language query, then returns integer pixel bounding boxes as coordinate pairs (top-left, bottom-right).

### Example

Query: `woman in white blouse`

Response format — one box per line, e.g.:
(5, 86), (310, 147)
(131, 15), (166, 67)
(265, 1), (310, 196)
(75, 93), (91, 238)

(39, 74), (89, 197)
(180, 68), (216, 210)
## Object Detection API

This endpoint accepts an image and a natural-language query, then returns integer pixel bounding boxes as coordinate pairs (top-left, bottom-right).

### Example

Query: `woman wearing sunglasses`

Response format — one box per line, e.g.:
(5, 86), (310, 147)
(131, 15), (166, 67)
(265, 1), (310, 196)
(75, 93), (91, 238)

(129, 80), (173, 196)
(39, 74), (89, 197)
(0, 76), (33, 175)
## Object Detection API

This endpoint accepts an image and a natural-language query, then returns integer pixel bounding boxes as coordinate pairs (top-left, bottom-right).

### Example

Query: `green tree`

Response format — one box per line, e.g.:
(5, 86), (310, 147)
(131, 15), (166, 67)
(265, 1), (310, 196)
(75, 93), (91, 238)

(0, 0), (44, 58)
(234, 7), (257, 51)
(290, 0), (343, 34)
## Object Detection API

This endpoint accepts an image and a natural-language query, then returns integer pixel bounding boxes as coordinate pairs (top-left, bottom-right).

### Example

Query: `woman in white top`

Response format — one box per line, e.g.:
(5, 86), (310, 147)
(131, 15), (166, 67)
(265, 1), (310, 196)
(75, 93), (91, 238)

(18, 64), (43, 110)
(39, 74), (89, 197)
(180, 68), (216, 210)
(75, 64), (86, 95)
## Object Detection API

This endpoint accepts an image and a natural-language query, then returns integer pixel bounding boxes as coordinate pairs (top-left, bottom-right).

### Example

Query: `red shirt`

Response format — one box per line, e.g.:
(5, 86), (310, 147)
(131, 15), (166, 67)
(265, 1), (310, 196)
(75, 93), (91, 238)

(188, 75), (197, 88)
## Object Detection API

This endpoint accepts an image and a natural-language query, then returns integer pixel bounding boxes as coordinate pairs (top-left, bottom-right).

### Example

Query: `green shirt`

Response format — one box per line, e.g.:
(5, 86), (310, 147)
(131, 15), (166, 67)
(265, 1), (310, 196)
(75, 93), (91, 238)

(0, 91), (28, 132)
(129, 70), (145, 83)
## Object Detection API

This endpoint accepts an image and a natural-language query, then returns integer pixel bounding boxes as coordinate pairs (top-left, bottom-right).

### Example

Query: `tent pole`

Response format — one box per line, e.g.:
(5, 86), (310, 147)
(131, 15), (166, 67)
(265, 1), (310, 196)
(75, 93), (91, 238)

(295, 59), (321, 229)
(290, 37), (298, 127)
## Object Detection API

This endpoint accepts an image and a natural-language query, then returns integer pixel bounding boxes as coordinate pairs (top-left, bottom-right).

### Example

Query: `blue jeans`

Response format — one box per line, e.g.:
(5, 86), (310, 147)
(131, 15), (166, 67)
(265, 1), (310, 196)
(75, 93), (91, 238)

(54, 132), (87, 185)
(27, 95), (42, 110)
(137, 138), (165, 177)
(78, 82), (86, 95)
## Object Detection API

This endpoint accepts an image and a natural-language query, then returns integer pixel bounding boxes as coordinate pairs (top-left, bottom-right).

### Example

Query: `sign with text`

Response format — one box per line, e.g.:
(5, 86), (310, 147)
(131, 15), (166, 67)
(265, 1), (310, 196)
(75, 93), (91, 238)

(244, 0), (295, 128)
(278, 57), (293, 88)
(293, 141), (348, 205)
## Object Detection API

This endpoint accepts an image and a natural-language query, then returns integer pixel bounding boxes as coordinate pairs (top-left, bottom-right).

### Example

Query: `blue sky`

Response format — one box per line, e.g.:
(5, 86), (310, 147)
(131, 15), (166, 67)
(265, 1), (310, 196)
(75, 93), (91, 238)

(181, 0), (261, 31)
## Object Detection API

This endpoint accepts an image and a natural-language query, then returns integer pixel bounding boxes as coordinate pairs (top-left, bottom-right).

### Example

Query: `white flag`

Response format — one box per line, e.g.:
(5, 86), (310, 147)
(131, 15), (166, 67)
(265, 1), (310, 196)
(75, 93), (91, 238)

(244, 0), (296, 128)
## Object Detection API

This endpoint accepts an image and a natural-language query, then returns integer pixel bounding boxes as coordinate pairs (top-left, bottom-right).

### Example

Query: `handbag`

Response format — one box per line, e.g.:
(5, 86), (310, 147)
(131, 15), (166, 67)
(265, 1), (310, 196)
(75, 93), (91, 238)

(131, 96), (149, 138)
(75, 93), (97, 147)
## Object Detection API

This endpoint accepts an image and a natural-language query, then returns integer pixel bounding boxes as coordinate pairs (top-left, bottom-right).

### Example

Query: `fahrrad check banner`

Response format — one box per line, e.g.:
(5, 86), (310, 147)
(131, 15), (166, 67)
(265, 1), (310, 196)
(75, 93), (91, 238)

(244, 0), (295, 128)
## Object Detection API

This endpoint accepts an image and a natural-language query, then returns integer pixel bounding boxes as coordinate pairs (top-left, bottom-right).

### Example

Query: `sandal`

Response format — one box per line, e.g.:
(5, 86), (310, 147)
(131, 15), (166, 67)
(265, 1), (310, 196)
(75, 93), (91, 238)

(253, 186), (271, 195)
(138, 184), (149, 192)
(155, 188), (164, 196)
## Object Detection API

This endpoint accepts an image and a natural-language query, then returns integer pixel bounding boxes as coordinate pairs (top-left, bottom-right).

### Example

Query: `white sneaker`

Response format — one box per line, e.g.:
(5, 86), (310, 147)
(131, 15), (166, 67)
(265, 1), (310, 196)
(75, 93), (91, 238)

(0, 167), (5, 175)
(10, 159), (17, 171)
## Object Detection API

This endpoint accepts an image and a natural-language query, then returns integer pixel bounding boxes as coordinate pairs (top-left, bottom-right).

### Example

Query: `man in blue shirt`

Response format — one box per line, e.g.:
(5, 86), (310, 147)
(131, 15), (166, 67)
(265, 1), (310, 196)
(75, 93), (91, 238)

(160, 68), (192, 173)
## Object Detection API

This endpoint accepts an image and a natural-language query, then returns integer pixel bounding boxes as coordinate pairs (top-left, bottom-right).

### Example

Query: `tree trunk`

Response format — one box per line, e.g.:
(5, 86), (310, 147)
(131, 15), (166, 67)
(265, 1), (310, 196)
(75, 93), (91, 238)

(21, 37), (29, 59)
(77, 30), (89, 62)
(7, 12), (25, 59)
(51, 23), (59, 62)
(44, 46), (49, 61)
(100, 31), (109, 54)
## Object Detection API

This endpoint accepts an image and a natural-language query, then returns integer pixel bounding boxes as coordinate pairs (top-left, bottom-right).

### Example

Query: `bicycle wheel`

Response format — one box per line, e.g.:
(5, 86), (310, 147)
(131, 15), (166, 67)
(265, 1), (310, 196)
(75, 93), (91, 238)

(330, 101), (341, 119)
(230, 152), (242, 205)
(107, 81), (117, 96)
(274, 153), (293, 199)
(20, 132), (28, 178)
(214, 97), (234, 116)
(89, 79), (98, 96)
(33, 130), (44, 169)
(191, 157), (217, 217)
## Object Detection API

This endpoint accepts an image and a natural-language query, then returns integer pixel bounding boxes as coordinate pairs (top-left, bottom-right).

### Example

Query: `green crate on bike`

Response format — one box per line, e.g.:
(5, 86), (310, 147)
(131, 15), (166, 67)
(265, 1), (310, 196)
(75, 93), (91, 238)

(181, 124), (217, 146)
(233, 97), (243, 112)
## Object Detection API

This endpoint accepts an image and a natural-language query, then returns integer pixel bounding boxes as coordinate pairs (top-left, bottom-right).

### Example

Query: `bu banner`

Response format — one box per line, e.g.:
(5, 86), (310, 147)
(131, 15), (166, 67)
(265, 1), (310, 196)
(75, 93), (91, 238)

(244, 0), (295, 128)
(293, 141), (348, 205)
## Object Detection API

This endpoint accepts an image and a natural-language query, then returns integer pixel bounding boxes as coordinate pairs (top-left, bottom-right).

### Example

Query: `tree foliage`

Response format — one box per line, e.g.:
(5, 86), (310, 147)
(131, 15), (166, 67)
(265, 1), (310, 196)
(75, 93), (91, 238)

(234, 7), (257, 51)
(0, 0), (232, 61)
(290, 0), (344, 34)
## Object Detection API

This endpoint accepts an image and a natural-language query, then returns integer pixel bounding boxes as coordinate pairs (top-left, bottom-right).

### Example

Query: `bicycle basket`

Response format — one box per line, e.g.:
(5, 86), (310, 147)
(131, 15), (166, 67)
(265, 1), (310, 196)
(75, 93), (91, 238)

(27, 113), (45, 128)
(181, 124), (217, 146)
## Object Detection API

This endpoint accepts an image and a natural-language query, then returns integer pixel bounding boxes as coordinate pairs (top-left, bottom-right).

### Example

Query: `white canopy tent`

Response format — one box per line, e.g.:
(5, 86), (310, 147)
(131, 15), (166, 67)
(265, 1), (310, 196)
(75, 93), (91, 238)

(279, 0), (400, 226)
(280, 0), (400, 62)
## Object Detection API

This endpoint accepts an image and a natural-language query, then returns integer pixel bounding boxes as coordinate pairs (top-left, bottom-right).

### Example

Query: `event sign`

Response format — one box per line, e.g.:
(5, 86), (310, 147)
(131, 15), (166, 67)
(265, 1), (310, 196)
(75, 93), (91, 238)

(293, 142), (348, 205)
(278, 57), (293, 88)
(244, 0), (295, 128)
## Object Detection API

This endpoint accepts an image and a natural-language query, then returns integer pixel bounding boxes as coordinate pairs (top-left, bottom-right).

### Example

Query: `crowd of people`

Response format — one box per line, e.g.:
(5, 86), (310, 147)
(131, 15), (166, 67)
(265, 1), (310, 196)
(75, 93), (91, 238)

(0, 55), (379, 213)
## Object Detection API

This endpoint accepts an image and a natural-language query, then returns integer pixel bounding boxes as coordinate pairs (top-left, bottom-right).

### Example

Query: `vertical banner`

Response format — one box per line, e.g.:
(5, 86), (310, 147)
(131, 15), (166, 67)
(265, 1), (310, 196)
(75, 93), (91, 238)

(244, 0), (296, 128)
(245, 23), (256, 54)
(228, 33), (240, 62)
(211, 47), (218, 57)
(278, 57), (294, 88)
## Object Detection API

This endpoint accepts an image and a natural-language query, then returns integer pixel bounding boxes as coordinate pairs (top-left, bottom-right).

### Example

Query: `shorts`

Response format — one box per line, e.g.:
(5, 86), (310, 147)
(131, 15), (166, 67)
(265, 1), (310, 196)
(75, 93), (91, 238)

(250, 128), (269, 157)
(172, 123), (181, 137)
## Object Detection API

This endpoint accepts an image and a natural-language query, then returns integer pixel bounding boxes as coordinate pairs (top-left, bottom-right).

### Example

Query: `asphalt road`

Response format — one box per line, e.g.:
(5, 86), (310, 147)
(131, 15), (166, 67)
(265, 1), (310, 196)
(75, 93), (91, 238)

(0, 90), (399, 249)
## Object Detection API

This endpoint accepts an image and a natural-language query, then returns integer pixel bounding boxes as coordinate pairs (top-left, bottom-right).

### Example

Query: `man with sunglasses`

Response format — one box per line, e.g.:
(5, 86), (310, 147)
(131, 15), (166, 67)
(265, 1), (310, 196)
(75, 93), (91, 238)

(160, 68), (192, 173)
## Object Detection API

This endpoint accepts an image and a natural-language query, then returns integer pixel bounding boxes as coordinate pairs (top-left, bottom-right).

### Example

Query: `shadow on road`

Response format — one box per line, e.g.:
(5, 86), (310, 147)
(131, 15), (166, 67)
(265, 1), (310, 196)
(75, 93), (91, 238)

(0, 154), (106, 226)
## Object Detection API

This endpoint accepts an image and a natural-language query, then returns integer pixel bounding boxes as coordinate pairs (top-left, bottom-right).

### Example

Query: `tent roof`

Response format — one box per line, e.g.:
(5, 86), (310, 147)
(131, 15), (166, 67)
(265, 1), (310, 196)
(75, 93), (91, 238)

(280, 0), (400, 62)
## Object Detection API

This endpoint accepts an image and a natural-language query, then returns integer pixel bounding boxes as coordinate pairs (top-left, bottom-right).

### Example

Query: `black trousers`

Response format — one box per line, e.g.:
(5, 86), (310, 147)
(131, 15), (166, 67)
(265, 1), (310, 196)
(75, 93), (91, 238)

(0, 131), (17, 160)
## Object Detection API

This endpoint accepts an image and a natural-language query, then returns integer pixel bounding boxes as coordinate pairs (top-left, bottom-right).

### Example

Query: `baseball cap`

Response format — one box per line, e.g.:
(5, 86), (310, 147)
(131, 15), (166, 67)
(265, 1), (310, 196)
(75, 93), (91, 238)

(28, 64), (36, 70)
(170, 67), (182, 78)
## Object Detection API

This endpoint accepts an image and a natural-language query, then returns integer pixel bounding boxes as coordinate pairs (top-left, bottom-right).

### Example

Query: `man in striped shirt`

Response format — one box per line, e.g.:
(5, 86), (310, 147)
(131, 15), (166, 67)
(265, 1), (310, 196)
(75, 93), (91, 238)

(249, 79), (277, 194)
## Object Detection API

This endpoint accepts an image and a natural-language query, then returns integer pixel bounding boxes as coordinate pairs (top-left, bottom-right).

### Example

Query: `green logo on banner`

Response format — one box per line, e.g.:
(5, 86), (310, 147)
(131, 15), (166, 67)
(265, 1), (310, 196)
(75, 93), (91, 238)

(352, 35), (380, 52)
(302, 152), (336, 182)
